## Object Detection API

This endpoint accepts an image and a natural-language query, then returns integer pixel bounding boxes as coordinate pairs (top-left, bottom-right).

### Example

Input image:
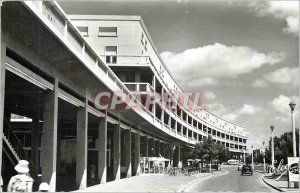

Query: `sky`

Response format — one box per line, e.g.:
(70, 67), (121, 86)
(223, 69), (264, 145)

(59, 0), (299, 149)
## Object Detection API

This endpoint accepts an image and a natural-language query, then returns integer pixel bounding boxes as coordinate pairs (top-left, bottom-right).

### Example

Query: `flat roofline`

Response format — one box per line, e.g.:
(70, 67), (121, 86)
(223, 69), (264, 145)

(68, 15), (142, 21)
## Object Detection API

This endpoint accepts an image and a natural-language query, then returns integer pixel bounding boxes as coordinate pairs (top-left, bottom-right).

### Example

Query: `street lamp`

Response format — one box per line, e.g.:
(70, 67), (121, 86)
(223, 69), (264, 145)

(262, 141), (266, 174)
(270, 125), (275, 168)
(251, 145), (254, 170)
(243, 149), (246, 164)
(289, 101), (296, 157)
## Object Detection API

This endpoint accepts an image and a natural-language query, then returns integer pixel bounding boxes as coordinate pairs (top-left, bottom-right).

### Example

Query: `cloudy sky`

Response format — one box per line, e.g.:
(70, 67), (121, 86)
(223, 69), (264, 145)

(60, 0), (299, 149)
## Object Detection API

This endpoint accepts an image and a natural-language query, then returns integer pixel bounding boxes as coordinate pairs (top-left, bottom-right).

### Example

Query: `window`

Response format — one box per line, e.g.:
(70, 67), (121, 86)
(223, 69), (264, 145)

(144, 39), (148, 50)
(105, 46), (117, 64)
(141, 33), (144, 43)
(77, 26), (88, 37)
(99, 27), (117, 36)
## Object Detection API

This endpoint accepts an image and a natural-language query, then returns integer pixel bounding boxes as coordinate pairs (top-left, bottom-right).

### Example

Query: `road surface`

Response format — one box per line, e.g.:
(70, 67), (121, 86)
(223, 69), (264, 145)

(185, 165), (277, 192)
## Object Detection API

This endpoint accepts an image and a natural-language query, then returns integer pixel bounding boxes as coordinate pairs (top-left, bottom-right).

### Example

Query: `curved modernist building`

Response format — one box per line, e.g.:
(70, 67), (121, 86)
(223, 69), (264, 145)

(69, 14), (248, 151)
(0, 1), (247, 192)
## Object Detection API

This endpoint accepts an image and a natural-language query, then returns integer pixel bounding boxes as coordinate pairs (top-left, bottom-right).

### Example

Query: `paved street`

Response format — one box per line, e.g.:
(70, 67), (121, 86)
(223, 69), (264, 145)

(185, 166), (277, 192)
(76, 173), (213, 192)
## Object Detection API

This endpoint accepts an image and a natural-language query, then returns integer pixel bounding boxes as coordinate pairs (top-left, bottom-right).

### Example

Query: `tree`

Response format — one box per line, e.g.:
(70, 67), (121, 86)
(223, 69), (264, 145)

(266, 129), (299, 166)
(187, 135), (230, 165)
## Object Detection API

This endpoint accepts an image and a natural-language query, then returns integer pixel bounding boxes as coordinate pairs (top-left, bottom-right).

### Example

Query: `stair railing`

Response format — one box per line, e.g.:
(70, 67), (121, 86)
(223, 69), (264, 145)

(3, 118), (38, 179)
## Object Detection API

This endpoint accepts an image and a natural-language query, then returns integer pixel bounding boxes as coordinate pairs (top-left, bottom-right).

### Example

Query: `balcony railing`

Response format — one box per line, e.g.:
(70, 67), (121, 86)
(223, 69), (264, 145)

(124, 82), (153, 93)
(99, 55), (150, 66)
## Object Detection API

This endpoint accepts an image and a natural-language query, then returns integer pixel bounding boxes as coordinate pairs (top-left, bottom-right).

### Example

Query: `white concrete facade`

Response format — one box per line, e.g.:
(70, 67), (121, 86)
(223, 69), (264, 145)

(69, 15), (248, 152)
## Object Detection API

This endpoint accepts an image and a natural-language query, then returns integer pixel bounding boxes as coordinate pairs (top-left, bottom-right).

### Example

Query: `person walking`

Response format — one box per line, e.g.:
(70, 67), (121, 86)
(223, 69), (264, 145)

(7, 160), (34, 192)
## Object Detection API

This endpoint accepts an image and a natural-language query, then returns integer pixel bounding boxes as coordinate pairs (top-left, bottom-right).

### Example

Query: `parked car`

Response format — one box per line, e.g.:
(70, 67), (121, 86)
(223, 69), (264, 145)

(237, 163), (243, 171)
(241, 165), (253, 176)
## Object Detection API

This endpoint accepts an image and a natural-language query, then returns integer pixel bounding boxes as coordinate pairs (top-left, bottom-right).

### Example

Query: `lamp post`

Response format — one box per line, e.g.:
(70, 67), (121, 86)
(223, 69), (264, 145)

(262, 141), (266, 174)
(270, 125), (275, 168)
(289, 101), (296, 157)
(251, 145), (254, 170)
(243, 149), (246, 164)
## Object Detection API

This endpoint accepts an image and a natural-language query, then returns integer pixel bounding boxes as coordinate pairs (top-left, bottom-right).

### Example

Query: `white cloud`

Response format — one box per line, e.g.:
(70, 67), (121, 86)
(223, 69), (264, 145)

(161, 43), (284, 82)
(271, 94), (298, 113)
(222, 113), (238, 122)
(204, 91), (216, 100)
(251, 79), (268, 88)
(204, 102), (228, 117)
(270, 95), (299, 124)
(182, 77), (218, 87)
(239, 104), (259, 115)
(263, 67), (299, 85)
(249, 1), (299, 36)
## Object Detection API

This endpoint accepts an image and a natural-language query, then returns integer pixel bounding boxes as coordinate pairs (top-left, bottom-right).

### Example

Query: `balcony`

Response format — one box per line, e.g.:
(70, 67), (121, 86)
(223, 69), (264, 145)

(99, 55), (150, 66)
(124, 82), (153, 94)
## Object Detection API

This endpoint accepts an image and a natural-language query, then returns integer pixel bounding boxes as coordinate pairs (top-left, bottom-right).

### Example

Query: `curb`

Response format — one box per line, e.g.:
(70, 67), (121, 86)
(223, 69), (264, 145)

(262, 176), (285, 192)
(254, 170), (264, 174)
(178, 170), (228, 192)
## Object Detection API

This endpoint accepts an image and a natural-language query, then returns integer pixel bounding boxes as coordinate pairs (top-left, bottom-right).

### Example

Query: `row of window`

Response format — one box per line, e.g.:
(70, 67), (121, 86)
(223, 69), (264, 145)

(78, 26), (118, 37)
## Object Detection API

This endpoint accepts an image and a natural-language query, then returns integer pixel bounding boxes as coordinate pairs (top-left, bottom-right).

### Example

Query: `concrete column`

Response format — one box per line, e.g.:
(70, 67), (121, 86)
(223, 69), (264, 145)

(31, 116), (40, 179)
(149, 137), (155, 157)
(113, 123), (121, 180)
(0, 12), (5, 192)
(42, 78), (58, 192)
(160, 142), (165, 157)
(157, 140), (160, 156)
(161, 109), (164, 127)
(146, 135), (149, 158)
(152, 75), (156, 116)
(175, 120), (178, 135)
(133, 131), (140, 176)
(124, 129), (132, 178)
(178, 146), (181, 166)
(98, 111), (107, 184)
(76, 99), (88, 190)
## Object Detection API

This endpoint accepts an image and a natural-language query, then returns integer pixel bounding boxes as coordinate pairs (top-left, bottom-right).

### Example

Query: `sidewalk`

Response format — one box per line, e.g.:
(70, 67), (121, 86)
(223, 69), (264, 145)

(76, 172), (220, 192)
(262, 174), (299, 192)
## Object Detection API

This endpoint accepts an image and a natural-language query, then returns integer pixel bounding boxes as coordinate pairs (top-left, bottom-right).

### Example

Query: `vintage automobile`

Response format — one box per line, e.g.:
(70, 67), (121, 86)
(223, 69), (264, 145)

(241, 165), (253, 176)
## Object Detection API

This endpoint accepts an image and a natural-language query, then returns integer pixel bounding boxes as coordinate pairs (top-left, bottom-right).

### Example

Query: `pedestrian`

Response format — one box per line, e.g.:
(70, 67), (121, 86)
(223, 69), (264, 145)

(7, 160), (34, 192)
(38, 182), (49, 192)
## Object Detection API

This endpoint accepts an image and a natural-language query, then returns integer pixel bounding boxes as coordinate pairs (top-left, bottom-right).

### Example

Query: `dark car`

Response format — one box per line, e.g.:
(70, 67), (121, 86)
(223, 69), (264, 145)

(241, 165), (253, 176)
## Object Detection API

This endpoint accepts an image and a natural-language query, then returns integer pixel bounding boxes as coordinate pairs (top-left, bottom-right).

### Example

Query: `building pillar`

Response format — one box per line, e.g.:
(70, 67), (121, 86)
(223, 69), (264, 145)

(161, 109), (164, 127)
(164, 143), (168, 159)
(152, 75), (156, 116)
(159, 141), (164, 157)
(0, 11), (5, 192)
(157, 140), (160, 156)
(98, 111), (107, 184)
(42, 78), (58, 192)
(133, 130), (140, 176)
(148, 137), (154, 157)
(178, 146), (181, 164)
(145, 135), (149, 158)
(113, 123), (121, 180)
(76, 99), (88, 190)
(124, 129), (132, 178)
(31, 116), (40, 180)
